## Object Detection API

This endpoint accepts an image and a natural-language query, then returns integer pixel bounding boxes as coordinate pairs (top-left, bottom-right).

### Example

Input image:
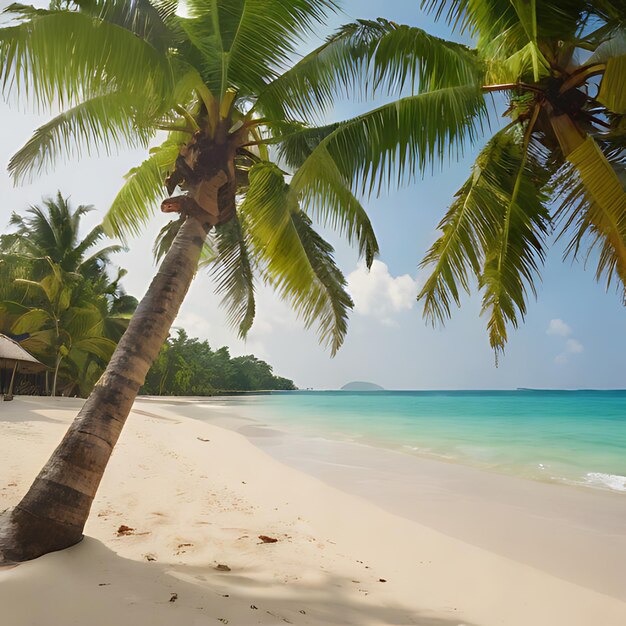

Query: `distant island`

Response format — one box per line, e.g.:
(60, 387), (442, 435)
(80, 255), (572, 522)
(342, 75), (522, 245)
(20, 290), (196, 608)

(340, 381), (385, 391)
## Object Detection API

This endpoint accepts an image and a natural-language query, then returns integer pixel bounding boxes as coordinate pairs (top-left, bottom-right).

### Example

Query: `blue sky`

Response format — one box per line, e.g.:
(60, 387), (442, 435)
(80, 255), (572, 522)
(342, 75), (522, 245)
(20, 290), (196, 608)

(1, 0), (625, 389)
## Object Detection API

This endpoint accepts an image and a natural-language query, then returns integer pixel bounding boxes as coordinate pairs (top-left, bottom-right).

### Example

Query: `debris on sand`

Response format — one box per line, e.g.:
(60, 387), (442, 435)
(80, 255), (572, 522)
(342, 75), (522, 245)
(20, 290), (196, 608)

(116, 525), (135, 536)
(258, 535), (278, 544)
(215, 564), (231, 572)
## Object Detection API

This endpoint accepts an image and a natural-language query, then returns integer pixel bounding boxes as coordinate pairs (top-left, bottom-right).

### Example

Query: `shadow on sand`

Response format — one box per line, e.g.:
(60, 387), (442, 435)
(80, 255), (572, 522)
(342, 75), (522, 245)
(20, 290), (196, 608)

(0, 537), (480, 626)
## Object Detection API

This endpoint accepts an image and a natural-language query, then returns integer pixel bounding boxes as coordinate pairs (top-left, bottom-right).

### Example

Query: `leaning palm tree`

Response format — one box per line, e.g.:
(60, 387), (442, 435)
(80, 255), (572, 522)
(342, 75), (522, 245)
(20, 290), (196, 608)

(0, 1), (479, 560)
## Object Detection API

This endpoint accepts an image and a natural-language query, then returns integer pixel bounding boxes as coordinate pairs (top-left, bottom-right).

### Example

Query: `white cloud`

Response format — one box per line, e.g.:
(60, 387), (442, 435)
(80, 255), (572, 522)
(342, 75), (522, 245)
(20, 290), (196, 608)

(347, 260), (420, 324)
(554, 337), (584, 365)
(566, 338), (584, 354)
(546, 318), (572, 337)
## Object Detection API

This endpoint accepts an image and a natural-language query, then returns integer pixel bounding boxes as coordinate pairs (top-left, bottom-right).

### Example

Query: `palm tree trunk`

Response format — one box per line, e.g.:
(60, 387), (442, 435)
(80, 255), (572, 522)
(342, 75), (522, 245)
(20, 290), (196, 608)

(0, 214), (211, 563)
(51, 354), (63, 397)
(5, 362), (18, 400)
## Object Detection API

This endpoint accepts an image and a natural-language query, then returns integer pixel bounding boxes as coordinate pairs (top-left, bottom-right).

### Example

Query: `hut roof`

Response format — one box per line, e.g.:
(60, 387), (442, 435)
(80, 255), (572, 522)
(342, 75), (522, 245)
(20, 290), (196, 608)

(0, 334), (45, 372)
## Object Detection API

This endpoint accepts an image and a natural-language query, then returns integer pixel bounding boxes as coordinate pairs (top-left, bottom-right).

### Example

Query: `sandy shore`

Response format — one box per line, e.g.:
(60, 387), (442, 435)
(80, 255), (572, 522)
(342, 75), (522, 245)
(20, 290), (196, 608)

(1, 396), (625, 626)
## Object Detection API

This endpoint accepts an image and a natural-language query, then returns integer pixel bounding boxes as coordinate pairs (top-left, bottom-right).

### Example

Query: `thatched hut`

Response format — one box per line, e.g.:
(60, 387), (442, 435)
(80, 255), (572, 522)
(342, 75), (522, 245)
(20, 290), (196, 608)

(0, 334), (46, 400)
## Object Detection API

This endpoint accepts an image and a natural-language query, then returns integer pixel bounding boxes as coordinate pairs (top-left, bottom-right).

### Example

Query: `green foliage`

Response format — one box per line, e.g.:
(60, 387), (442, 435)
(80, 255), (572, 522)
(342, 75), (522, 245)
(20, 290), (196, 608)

(239, 162), (352, 355)
(419, 128), (551, 357)
(3, 0), (626, 363)
(0, 193), (138, 396)
(256, 17), (480, 119)
(0, 0), (492, 357)
(142, 329), (296, 395)
(415, 1), (626, 356)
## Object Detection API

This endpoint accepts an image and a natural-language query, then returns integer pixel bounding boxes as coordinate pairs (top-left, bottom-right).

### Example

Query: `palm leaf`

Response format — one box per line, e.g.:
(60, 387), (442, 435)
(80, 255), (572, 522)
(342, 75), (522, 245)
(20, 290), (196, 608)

(10, 308), (51, 335)
(72, 0), (177, 51)
(557, 136), (626, 294)
(62, 305), (104, 337)
(153, 216), (216, 266)
(418, 136), (507, 324)
(290, 210), (353, 355)
(72, 336), (117, 361)
(239, 161), (352, 354)
(598, 55), (626, 114)
(290, 143), (379, 267)
(419, 127), (551, 356)
(210, 217), (256, 338)
(103, 138), (183, 239)
(0, 9), (171, 110)
(479, 129), (551, 357)
(275, 85), (487, 198)
(256, 17), (481, 120)
(8, 91), (156, 183)
(180, 0), (337, 99)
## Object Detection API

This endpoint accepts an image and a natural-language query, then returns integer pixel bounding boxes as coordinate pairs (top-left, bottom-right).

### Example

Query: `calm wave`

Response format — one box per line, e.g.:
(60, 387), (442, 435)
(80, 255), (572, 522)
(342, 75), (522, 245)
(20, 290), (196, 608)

(210, 390), (626, 493)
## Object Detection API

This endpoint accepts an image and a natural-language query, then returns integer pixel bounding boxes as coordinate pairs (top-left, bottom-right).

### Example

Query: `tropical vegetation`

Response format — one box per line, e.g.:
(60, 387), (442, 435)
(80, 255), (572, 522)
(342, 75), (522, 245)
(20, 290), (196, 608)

(0, 0), (624, 563)
(0, 0), (394, 561)
(414, 1), (626, 357)
(143, 329), (295, 395)
(0, 193), (137, 396)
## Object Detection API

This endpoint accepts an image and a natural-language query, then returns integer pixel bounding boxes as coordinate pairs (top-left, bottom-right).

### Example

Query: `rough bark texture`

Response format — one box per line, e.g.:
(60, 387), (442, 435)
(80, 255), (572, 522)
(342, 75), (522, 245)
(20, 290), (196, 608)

(0, 215), (211, 563)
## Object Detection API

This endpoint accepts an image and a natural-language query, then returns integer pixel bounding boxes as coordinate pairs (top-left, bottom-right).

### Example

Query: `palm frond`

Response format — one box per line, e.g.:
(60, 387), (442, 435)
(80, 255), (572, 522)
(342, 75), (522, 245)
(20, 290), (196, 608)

(256, 17), (481, 120)
(239, 161), (352, 354)
(0, 9), (171, 110)
(290, 143), (379, 267)
(421, 0), (588, 44)
(103, 138), (183, 239)
(8, 91), (156, 183)
(153, 216), (185, 263)
(276, 85), (487, 198)
(179, 0), (337, 99)
(556, 136), (626, 296)
(72, 0), (177, 51)
(479, 128), (551, 357)
(587, 27), (626, 64)
(598, 55), (626, 114)
(72, 336), (117, 361)
(210, 217), (256, 338)
(290, 210), (353, 355)
(419, 127), (551, 356)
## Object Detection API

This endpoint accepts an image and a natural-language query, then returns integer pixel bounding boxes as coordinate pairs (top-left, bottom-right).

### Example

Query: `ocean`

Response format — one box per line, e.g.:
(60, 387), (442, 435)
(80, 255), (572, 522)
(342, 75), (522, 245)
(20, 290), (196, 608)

(209, 390), (626, 493)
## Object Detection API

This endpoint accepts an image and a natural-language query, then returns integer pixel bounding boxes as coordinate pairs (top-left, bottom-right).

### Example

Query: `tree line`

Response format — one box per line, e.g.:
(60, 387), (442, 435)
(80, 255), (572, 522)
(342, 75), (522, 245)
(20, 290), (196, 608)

(0, 193), (295, 397)
(142, 329), (295, 395)
(0, 193), (137, 397)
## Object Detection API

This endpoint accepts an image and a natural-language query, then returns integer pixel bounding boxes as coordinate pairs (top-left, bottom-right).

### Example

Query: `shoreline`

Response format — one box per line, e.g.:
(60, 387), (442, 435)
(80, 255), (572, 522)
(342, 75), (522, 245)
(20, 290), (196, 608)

(1, 396), (625, 625)
(136, 391), (626, 496)
(136, 396), (626, 602)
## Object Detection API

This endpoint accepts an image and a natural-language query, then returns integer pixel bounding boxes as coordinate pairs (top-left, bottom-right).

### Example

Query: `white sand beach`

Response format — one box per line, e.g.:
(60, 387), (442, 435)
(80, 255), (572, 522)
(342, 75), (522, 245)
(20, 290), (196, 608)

(1, 396), (625, 626)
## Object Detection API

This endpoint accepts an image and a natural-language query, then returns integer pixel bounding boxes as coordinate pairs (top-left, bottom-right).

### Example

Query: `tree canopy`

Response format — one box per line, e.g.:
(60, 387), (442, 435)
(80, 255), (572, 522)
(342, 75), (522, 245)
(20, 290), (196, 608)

(0, 193), (137, 396)
(142, 329), (295, 395)
(2, 1), (624, 358)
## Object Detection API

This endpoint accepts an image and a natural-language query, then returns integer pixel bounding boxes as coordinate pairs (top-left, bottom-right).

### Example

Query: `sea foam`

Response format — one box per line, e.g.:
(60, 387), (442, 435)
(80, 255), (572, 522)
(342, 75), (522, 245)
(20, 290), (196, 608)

(584, 472), (626, 492)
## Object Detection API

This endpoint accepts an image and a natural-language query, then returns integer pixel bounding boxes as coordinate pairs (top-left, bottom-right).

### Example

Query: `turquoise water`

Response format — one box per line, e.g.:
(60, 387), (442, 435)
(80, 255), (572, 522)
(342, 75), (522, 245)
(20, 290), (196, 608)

(220, 390), (626, 492)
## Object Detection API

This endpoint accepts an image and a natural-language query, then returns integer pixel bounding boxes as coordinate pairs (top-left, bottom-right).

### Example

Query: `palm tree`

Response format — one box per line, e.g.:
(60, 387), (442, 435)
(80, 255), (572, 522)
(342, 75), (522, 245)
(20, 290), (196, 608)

(4, 260), (117, 396)
(1, 191), (123, 283)
(0, 1), (478, 560)
(0, 194), (137, 396)
(413, 1), (626, 355)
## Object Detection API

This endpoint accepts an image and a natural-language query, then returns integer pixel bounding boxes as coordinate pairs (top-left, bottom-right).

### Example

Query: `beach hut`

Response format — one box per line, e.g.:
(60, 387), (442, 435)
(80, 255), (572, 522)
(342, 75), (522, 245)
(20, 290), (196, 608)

(0, 334), (45, 400)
